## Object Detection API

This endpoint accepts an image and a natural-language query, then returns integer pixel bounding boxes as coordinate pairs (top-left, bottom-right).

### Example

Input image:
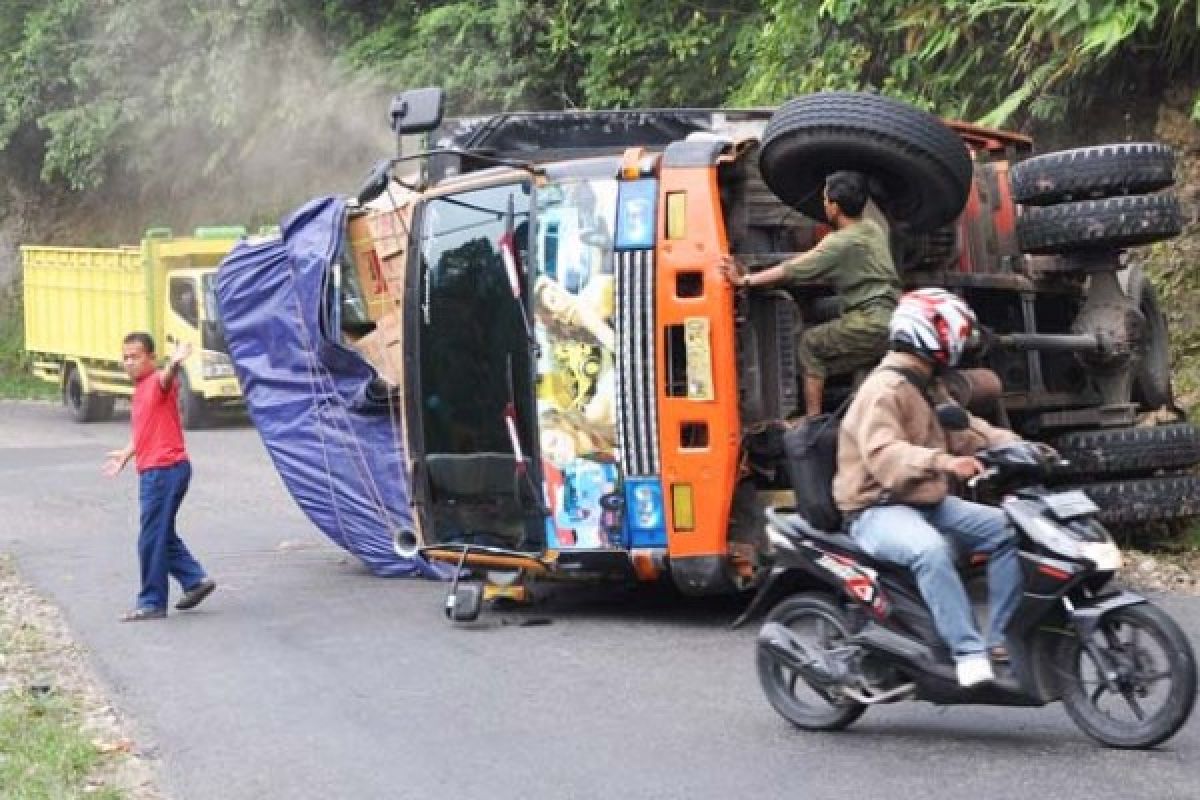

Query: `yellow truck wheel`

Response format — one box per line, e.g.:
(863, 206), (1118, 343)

(64, 367), (114, 424)
(176, 370), (209, 430)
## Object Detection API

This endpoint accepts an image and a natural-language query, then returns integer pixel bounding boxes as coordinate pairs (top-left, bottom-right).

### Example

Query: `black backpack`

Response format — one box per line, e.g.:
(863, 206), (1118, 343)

(782, 411), (846, 531)
(782, 367), (934, 532)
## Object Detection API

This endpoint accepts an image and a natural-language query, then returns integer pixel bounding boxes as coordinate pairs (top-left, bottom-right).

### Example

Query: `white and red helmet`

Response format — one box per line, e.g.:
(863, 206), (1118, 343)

(889, 288), (977, 367)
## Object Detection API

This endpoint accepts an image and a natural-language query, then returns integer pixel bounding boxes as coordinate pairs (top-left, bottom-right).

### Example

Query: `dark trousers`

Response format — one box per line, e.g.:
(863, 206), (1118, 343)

(137, 461), (207, 610)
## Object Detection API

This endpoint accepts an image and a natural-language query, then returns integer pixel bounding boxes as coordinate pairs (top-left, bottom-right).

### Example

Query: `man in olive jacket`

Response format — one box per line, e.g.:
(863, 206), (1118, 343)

(835, 289), (1023, 688)
(721, 170), (900, 417)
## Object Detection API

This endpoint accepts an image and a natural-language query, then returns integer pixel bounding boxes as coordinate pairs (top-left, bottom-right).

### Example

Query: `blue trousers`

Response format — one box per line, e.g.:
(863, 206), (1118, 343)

(850, 496), (1022, 660)
(137, 461), (207, 611)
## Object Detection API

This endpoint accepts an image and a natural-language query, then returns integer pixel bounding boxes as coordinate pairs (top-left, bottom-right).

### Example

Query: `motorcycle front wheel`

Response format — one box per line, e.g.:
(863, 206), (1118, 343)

(1057, 602), (1197, 748)
(756, 594), (867, 731)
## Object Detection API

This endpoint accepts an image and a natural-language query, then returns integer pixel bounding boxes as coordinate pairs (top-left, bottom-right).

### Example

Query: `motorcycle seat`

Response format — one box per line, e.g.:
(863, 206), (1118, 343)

(768, 507), (988, 574)
(768, 509), (869, 558)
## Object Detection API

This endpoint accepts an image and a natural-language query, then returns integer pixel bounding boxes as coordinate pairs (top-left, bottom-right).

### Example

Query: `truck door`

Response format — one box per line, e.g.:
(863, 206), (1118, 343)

(166, 275), (201, 351)
(411, 181), (544, 552)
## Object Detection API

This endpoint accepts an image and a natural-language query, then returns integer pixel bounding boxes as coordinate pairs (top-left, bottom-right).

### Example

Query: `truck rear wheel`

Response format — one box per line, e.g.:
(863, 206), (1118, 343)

(1050, 424), (1200, 479)
(64, 367), (114, 423)
(1068, 474), (1200, 526)
(1010, 143), (1175, 206)
(758, 92), (973, 233)
(1016, 194), (1183, 255)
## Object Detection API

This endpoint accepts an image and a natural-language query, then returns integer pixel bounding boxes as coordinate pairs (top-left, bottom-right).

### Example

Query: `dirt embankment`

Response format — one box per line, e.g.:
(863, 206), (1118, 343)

(1146, 84), (1200, 409)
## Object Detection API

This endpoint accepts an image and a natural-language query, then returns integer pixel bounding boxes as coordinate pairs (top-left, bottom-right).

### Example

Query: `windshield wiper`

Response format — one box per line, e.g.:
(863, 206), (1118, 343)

(504, 353), (548, 516)
(499, 193), (538, 356)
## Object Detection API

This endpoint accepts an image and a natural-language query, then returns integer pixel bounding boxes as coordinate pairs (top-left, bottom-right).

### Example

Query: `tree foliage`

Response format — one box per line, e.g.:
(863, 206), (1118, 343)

(0, 0), (1197, 198)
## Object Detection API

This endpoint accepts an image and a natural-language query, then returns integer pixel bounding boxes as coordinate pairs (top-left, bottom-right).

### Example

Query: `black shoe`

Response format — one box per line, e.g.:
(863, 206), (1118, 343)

(176, 579), (216, 611)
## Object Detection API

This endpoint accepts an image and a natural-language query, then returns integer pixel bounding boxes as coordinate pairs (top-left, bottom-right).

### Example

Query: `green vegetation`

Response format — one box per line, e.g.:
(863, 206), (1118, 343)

(0, 691), (123, 800)
(1, 1), (1198, 195)
(0, 288), (55, 401)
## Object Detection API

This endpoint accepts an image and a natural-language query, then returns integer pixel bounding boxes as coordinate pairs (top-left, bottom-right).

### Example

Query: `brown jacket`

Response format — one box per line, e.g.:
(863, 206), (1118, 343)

(833, 352), (1020, 512)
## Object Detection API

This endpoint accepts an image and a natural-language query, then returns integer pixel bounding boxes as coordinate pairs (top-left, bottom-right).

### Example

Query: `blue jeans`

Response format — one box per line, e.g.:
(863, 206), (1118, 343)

(850, 496), (1021, 660)
(137, 461), (207, 611)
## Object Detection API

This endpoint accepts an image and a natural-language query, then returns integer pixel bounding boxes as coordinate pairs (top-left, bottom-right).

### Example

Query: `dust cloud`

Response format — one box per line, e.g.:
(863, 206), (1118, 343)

(4, 9), (402, 272)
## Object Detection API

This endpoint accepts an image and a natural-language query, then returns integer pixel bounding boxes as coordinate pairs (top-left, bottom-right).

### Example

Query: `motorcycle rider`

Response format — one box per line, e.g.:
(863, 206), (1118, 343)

(833, 289), (1024, 688)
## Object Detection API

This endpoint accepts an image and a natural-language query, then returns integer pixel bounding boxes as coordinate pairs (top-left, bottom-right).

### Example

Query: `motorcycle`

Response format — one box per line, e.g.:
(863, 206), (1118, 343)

(752, 442), (1197, 748)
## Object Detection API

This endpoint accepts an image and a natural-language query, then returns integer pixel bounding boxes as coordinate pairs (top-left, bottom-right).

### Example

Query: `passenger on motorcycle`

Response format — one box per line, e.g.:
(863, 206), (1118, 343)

(833, 288), (1027, 688)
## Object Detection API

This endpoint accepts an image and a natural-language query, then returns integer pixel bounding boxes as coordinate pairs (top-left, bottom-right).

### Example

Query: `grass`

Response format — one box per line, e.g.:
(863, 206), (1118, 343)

(0, 553), (129, 800)
(0, 691), (122, 800)
(0, 563), (126, 800)
(0, 285), (57, 402)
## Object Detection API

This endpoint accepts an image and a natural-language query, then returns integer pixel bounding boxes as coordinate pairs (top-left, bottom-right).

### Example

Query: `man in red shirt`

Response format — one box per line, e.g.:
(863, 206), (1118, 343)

(102, 332), (216, 621)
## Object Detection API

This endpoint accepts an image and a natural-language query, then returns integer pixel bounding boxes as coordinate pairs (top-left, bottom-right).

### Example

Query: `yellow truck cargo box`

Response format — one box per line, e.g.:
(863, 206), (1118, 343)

(22, 246), (148, 361)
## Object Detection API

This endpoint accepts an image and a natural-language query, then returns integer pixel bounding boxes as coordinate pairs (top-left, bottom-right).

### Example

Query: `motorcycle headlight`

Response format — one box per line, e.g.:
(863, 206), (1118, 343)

(1079, 541), (1123, 572)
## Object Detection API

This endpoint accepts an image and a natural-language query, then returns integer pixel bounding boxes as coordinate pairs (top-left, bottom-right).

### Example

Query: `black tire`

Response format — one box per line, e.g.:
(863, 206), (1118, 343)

(759, 92), (973, 233)
(1057, 603), (1197, 749)
(1017, 194), (1183, 255)
(1050, 424), (1200, 478)
(176, 371), (208, 430)
(756, 594), (867, 731)
(1127, 269), (1174, 408)
(1067, 475), (1200, 526)
(64, 367), (114, 423)
(1011, 143), (1175, 206)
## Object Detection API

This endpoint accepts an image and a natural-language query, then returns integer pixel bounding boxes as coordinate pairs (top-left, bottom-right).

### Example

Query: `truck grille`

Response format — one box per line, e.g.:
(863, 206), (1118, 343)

(615, 249), (659, 476)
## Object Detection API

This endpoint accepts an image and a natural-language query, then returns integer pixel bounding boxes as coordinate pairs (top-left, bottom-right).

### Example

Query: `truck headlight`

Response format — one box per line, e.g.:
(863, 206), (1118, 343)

(201, 351), (235, 379)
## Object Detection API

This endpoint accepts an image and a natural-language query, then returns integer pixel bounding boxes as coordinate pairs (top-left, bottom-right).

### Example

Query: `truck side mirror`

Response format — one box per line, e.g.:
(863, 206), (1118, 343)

(390, 88), (444, 135)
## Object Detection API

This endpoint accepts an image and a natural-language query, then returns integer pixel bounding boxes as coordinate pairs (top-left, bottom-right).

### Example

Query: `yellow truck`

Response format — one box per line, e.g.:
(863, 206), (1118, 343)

(22, 227), (245, 428)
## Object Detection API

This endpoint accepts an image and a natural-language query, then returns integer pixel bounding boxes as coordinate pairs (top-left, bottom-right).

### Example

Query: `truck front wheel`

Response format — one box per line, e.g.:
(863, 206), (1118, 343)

(64, 367), (114, 423)
(1068, 474), (1200, 526)
(176, 371), (209, 430)
(1010, 143), (1176, 206)
(1127, 269), (1174, 409)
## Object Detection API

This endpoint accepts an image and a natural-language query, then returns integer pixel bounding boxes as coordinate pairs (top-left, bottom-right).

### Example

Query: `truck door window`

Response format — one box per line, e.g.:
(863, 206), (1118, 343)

(169, 277), (199, 327)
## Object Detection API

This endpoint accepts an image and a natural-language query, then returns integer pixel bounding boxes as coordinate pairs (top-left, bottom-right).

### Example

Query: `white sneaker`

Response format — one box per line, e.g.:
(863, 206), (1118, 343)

(956, 654), (995, 688)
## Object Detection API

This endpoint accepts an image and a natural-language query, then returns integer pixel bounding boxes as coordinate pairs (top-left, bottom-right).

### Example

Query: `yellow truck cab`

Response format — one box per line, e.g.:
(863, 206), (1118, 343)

(22, 226), (245, 428)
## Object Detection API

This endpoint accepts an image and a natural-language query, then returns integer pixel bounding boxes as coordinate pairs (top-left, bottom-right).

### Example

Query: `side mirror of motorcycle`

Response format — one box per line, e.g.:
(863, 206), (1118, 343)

(936, 402), (970, 432)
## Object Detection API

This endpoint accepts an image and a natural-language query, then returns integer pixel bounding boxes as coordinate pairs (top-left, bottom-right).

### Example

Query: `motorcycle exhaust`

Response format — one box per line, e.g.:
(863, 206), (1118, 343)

(853, 623), (938, 665)
(852, 623), (961, 684)
(757, 623), (840, 686)
(392, 528), (420, 559)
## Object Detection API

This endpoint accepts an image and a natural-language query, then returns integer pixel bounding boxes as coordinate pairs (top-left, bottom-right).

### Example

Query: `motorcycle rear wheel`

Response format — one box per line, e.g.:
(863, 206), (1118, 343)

(756, 594), (867, 731)
(1057, 603), (1197, 748)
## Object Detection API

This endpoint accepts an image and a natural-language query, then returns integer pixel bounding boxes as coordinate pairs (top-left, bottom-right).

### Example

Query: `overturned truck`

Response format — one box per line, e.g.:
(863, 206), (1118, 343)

(219, 88), (1200, 599)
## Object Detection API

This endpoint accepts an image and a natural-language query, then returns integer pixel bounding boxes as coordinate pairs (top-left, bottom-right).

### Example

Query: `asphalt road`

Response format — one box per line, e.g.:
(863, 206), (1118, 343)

(1, 399), (1198, 800)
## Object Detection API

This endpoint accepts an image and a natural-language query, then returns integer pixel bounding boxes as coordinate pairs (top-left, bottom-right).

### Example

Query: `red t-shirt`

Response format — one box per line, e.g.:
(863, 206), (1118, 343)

(131, 370), (188, 472)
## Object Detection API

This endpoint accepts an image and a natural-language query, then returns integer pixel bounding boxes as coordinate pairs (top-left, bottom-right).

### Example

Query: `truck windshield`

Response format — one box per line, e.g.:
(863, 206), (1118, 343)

(417, 181), (536, 461)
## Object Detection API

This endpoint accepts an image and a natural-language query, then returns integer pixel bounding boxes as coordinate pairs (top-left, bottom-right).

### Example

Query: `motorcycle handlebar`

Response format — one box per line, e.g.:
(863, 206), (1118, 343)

(967, 467), (1001, 489)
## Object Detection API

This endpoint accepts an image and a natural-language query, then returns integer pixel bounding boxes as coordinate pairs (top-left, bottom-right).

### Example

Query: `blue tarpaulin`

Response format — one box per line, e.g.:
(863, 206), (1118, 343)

(215, 195), (444, 579)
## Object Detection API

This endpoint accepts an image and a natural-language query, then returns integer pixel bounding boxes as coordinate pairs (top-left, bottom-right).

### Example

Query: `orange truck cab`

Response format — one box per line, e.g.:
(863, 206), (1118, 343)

(344, 89), (1195, 615)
